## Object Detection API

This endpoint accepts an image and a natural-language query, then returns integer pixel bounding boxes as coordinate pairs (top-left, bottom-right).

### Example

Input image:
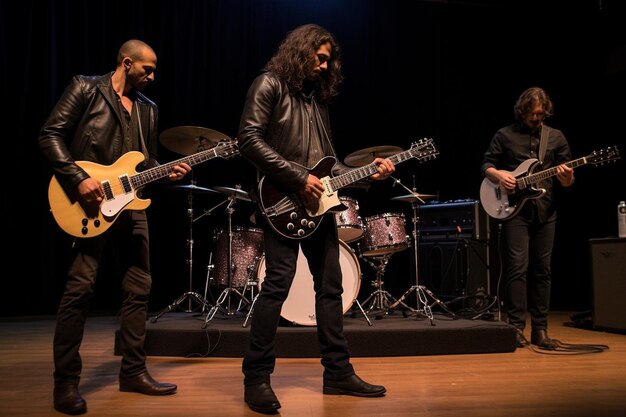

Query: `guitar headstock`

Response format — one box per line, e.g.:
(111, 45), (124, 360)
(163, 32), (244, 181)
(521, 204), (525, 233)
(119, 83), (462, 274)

(409, 138), (439, 162)
(586, 145), (621, 166)
(215, 139), (240, 159)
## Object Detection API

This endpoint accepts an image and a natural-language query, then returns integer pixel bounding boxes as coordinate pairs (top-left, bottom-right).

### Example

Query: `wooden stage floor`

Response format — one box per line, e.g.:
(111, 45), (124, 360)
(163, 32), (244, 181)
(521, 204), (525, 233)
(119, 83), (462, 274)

(1, 311), (625, 417)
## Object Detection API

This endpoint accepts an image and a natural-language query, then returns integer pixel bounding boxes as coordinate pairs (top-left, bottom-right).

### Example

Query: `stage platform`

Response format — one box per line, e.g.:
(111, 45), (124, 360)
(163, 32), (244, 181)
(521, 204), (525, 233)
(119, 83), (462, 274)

(115, 310), (517, 358)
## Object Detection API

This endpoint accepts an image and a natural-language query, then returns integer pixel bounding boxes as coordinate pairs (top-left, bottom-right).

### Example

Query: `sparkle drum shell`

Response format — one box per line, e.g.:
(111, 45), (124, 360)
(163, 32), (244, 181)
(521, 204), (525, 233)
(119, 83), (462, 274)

(212, 226), (264, 288)
(334, 196), (364, 243)
(361, 213), (408, 257)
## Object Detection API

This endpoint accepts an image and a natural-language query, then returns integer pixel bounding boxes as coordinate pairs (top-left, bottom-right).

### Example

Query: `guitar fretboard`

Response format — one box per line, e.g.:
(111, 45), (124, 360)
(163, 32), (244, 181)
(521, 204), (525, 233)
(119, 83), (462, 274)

(129, 141), (237, 189)
(518, 157), (586, 187)
(329, 141), (436, 191)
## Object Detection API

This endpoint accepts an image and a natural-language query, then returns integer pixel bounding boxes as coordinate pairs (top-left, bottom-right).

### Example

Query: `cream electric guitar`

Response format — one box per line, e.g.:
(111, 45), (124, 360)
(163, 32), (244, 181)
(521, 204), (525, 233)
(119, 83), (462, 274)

(480, 146), (620, 220)
(48, 139), (239, 238)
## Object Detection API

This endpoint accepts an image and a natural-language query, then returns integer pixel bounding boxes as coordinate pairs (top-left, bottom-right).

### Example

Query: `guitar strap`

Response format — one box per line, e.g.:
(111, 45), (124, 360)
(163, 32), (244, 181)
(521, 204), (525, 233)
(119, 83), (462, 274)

(136, 104), (149, 161)
(538, 124), (550, 164)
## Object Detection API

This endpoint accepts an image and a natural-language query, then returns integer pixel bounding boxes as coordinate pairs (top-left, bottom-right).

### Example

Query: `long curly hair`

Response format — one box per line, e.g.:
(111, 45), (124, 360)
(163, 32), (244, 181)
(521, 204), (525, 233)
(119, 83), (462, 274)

(264, 24), (343, 103)
(513, 87), (554, 122)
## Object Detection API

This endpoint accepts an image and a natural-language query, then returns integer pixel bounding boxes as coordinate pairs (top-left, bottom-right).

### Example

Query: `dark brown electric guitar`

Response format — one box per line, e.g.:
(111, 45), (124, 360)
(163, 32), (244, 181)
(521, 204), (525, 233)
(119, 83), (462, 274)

(258, 138), (439, 240)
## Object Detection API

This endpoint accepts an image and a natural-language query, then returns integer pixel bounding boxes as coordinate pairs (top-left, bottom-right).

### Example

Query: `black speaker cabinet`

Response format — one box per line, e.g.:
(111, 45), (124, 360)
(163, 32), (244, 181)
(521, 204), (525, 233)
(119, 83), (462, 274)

(419, 239), (490, 303)
(590, 238), (626, 333)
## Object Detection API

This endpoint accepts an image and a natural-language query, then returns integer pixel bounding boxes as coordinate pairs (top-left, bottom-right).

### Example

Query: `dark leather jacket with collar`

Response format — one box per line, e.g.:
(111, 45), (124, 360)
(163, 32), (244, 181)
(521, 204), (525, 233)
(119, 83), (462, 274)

(38, 73), (158, 196)
(237, 72), (349, 195)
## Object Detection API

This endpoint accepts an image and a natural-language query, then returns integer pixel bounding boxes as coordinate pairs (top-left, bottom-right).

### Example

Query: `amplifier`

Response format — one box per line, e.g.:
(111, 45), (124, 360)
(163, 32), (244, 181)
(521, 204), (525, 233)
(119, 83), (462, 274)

(590, 238), (626, 333)
(419, 200), (489, 241)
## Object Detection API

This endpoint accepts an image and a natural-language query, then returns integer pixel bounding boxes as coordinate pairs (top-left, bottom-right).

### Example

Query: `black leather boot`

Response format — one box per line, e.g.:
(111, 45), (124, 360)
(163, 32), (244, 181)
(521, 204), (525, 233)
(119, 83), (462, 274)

(244, 382), (281, 413)
(531, 328), (554, 348)
(323, 374), (386, 397)
(119, 371), (177, 395)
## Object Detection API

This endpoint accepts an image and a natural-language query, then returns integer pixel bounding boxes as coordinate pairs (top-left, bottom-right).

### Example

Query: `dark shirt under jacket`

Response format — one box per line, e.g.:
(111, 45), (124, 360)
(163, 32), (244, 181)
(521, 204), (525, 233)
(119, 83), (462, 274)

(481, 123), (572, 223)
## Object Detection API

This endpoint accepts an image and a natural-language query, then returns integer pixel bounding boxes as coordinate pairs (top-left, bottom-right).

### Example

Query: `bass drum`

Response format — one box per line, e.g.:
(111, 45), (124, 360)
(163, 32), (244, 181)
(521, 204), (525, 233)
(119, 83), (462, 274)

(256, 240), (361, 326)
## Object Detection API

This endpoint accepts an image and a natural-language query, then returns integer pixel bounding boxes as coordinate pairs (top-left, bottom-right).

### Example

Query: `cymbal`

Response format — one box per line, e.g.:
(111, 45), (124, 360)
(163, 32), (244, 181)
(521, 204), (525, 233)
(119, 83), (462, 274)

(211, 186), (252, 202)
(159, 126), (230, 155)
(391, 193), (437, 203)
(344, 145), (403, 167)
(167, 184), (220, 194)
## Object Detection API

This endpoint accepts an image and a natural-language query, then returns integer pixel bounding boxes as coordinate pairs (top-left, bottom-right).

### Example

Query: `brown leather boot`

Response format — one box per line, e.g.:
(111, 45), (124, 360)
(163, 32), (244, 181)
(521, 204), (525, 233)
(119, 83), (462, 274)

(53, 384), (87, 415)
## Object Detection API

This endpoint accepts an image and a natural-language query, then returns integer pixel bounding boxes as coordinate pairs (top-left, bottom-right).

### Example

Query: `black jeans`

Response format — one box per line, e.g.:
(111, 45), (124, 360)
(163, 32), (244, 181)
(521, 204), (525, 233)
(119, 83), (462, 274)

(242, 214), (354, 386)
(501, 205), (556, 332)
(53, 210), (151, 386)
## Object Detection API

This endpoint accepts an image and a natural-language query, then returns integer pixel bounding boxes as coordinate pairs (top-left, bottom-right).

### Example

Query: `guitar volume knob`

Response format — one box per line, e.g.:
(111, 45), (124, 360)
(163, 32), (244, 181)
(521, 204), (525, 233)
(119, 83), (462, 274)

(287, 223), (295, 231)
(301, 219), (308, 226)
(290, 212), (298, 220)
(297, 229), (305, 236)
(307, 221), (315, 229)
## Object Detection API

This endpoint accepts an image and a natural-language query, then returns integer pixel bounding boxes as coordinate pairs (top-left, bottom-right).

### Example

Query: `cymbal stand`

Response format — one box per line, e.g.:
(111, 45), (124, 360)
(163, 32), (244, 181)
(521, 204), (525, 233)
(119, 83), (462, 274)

(386, 176), (455, 324)
(151, 184), (209, 322)
(202, 193), (251, 327)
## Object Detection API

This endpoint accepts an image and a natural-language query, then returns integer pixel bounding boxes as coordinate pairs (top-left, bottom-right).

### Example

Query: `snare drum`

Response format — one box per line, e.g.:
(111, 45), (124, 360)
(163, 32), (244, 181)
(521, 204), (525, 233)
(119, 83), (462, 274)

(362, 212), (408, 257)
(212, 226), (264, 288)
(334, 196), (364, 243)
(256, 240), (361, 326)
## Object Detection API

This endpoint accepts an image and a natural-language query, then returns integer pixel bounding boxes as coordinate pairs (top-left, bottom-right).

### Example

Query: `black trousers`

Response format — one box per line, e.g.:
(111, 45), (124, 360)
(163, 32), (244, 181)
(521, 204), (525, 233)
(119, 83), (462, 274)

(242, 214), (354, 386)
(500, 204), (556, 332)
(53, 210), (151, 386)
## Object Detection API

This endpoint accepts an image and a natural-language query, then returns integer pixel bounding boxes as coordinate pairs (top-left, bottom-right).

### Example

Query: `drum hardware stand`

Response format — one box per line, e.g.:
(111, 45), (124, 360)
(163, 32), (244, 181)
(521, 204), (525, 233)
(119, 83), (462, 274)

(387, 176), (455, 324)
(358, 251), (407, 318)
(202, 188), (252, 328)
(348, 296), (373, 326)
(241, 256), (264, 328)
(151, 181), (210, 323)
(237, 256), (262, 311)
(201, 252), (214, 314)
(196, 193), (232, 313)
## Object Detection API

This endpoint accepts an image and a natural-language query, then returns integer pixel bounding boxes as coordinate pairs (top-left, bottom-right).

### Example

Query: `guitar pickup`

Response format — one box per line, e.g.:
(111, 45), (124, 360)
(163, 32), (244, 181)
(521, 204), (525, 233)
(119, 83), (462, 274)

(101, 180), (113, 200)
(119, 174), (132, 194)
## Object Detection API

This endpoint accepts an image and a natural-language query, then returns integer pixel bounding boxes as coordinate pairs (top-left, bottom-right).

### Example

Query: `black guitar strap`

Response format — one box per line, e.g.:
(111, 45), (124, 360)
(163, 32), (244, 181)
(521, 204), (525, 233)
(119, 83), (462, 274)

(136, 104), (150, 162)
(538, 124), (550, 164)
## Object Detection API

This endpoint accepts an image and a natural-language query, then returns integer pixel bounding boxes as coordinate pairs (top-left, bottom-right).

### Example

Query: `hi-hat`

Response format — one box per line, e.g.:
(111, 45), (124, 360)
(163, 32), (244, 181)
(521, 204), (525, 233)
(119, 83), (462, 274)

(211, 186), (252, 202)
(160, 126), (230, 155)
(344, 145), (403, 167)
(391, 193), (437, 203)
(167, 184), (220, 195)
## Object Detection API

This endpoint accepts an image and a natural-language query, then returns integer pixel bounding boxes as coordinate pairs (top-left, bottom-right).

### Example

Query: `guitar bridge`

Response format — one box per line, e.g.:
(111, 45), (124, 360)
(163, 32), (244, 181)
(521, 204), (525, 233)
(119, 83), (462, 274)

(265, 196), (298, 218)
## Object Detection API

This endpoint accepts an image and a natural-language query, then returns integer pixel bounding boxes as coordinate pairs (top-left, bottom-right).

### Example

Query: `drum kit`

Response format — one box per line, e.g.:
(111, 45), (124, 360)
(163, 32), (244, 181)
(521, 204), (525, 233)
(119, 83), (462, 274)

(151, 129), (449, 326)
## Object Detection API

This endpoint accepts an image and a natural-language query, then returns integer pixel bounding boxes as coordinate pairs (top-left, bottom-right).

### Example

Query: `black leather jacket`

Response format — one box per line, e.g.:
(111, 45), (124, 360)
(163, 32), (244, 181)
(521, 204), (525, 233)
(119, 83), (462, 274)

(38, 73), (158, 196)
(237, 72), (349, 194)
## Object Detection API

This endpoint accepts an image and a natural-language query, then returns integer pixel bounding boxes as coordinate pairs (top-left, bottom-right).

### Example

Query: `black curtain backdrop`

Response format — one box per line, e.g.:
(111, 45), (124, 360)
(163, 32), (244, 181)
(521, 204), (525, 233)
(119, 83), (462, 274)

(3, 0), (625, 316)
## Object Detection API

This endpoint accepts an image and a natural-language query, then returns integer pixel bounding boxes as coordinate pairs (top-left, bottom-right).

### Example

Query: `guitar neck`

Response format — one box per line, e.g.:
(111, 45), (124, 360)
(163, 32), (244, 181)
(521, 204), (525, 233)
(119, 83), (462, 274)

(518, 156), (586, 187)
(329, 149), (416, 191)
(130, 147), (221, 189)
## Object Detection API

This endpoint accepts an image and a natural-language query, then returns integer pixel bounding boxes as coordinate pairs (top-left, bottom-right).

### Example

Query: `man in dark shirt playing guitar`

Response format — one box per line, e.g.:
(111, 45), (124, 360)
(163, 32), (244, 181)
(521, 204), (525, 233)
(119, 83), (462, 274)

(481, 87), (574, 349)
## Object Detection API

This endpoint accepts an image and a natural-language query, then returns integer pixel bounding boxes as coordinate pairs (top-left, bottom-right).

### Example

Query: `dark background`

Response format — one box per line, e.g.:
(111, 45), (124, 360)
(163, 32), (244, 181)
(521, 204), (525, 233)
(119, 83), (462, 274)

(2, 0), (624, 317)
